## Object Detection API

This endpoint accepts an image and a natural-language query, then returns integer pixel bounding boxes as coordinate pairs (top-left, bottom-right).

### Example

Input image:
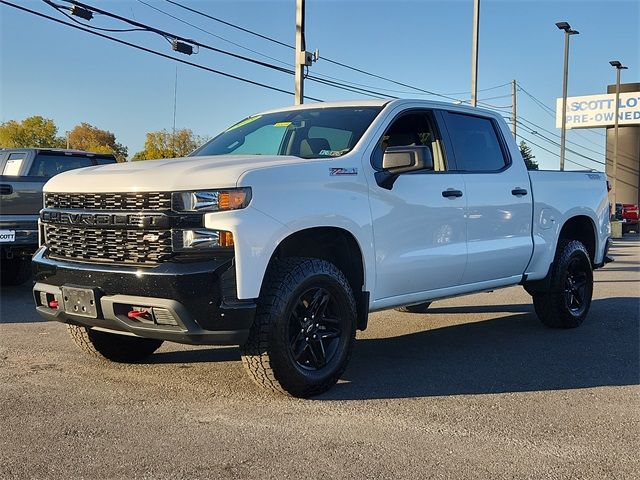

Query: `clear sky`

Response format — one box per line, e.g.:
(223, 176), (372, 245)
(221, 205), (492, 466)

(1, 0), (638, 169)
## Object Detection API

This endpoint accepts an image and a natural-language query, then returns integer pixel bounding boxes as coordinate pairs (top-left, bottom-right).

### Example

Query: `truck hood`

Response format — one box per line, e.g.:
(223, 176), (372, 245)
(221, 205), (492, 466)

(43, 155), (306, 193)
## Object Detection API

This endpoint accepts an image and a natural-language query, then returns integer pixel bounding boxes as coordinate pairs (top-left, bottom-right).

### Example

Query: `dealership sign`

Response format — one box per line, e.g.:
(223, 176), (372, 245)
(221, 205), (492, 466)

(556, 91), (640, 129)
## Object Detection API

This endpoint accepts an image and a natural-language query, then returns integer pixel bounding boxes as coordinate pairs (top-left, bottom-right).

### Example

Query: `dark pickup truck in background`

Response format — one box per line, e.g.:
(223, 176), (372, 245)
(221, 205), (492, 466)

(0, 148), (117, 285)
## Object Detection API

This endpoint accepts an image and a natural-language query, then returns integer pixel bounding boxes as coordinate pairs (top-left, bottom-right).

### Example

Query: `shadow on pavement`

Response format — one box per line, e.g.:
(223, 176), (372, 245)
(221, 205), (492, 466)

(150, 347), (240, 364)
(320, 296), (639, 400)
(0, 281), (42, 324)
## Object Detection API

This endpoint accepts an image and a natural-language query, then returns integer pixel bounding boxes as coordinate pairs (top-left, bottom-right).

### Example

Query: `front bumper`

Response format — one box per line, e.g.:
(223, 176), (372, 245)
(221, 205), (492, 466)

(32, 248), (256, 345)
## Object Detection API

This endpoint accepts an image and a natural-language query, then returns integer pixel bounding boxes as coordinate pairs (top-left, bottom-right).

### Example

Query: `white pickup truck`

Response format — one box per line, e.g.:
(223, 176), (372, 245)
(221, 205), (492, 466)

(33, 99), (611, 397)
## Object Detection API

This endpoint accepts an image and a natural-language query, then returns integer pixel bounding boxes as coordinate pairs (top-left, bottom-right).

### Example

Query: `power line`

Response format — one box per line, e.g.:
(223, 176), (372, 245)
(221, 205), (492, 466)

(519, 134), (596, 170)
(136, 0), (418, 98)
(43, 0), (146, 31)
(0, 0), (323, 101)
(517, 82), (606, 139)
(517, 122), (605, 165)
(134, 0), (292, 69)
(164, 0), (294, 50)
(160, 0), (492, 103)
(306, 75), (391, 99)
(515, 117), (607, 158)
(440, 82), (512, 96)
(60, 0), (295, 75)
(320, 56), (463, 102)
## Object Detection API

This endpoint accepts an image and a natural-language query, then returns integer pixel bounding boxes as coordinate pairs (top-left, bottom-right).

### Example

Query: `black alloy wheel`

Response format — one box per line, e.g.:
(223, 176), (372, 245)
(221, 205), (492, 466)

(532, 240), (593, 329)
(564, 256), (589, 316)
(288, 286), (343, 371)
(240, 257), (357, 397)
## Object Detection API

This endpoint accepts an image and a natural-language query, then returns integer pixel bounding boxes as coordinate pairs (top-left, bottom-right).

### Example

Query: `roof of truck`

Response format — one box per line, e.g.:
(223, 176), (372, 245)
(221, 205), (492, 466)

(257, 98), (496, 117)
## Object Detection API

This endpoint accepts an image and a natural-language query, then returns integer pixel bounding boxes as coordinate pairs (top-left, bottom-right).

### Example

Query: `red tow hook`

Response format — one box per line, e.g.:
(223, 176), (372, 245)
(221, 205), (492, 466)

(48, 300), (59, 309)
(127, 309), (151, 320)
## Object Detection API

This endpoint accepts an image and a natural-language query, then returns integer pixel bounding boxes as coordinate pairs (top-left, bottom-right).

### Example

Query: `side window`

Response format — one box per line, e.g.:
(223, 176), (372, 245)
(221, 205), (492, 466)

(373, 111), (447, 171)
(2, 153), (26, 175)
(28, 154), (93, 177)
(444, 113), (508, 172)
(307, 126), (352, 153)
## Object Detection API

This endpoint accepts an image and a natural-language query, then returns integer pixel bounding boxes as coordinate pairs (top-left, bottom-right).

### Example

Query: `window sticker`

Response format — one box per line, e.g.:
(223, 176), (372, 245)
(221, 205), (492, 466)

(273, 122), (292, 127)
(319, 149), (344, 157)
(226, 115), (262, 132)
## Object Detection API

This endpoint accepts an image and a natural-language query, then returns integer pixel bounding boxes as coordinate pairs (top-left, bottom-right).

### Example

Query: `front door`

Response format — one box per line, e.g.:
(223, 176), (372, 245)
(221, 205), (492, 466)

(369, 110), (468, 301)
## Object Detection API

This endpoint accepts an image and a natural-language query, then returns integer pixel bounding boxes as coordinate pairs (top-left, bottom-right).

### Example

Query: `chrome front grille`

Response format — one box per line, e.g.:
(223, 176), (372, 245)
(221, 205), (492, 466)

(44, 224), (173, 265)
(45, 192), (172, 211)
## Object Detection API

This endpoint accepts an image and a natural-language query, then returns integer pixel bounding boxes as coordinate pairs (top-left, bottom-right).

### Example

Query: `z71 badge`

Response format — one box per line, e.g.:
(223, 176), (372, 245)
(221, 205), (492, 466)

(329, 168), (358, 176)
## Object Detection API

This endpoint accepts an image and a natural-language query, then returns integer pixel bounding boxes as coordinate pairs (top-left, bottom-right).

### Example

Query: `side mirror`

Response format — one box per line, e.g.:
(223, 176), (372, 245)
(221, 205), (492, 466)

(375, 146), (434, 189)
(382, 145), (433, 174)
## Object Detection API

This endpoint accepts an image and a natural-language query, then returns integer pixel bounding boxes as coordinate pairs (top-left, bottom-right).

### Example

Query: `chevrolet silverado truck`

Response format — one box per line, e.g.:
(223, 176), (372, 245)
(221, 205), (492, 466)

(32, 100), (611, 397)
(0, 148), (116, 285)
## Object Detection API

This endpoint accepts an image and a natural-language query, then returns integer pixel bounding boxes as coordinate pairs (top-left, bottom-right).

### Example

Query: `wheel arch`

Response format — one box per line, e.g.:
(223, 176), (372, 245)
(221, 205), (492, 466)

(524, 214), (598, 294)
(557, 215), (597, 264)
(264, 226), (370, 330)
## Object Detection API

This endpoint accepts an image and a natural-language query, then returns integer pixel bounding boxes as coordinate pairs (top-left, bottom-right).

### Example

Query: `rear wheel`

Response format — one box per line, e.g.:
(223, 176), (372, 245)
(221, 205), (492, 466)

(532, 240), (593, 329)
(67, 325), (163, 362)
(396, 302), (432, 313)
(0, 257), (32, 286)
(240, 257), (356, 398)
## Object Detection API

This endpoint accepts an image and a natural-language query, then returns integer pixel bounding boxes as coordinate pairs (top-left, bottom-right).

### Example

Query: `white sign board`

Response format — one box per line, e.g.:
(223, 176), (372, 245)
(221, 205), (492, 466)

(556, 92), (640, 129)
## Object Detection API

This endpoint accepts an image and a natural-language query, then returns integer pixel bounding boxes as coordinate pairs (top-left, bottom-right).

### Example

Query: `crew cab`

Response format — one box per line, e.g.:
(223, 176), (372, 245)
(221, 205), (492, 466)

(32, 100), (611, 397)
(0, 148), (116, 285)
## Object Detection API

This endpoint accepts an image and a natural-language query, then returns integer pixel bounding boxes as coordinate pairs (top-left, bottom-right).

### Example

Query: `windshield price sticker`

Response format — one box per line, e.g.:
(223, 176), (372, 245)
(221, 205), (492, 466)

(0, 230), (16, 243)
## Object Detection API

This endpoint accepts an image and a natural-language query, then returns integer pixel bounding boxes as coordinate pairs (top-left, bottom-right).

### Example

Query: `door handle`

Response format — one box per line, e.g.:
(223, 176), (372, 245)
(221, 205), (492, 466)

(442, 189), (463, 198)
(511, 188), (528, 196)
(0, 184), (13, 195)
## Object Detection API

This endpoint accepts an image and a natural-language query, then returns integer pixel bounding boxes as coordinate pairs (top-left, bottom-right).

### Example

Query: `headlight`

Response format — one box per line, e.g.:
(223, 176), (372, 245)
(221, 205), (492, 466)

(173, 229), (234, 251)
(172, 188), (251, 213)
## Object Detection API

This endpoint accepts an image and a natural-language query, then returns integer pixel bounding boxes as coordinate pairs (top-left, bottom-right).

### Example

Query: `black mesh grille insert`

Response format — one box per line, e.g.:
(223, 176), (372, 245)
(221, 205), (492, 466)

(44, 224), (173, 264)
(45, 192), (172, 211)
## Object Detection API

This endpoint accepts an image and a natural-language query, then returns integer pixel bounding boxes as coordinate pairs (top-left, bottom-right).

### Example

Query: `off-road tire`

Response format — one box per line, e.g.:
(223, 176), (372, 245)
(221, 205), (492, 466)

(396, 302), (432, 313)
(240, 257), (357, 398)
(533, 240), (593, 329)
(0, 258), (32, 286)
(67, 325), (163, 362)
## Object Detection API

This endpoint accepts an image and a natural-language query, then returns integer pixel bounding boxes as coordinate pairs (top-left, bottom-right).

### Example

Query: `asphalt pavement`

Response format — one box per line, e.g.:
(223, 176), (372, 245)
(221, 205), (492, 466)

(1, 237), (638, 479)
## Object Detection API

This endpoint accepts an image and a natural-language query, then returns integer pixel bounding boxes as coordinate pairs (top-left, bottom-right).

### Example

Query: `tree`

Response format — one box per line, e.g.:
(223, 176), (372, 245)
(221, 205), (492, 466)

(68, 123), (128, 162)
(132, 129), (206, 161)
(519, 140), (539, 170)
(0, 116), (64, 148)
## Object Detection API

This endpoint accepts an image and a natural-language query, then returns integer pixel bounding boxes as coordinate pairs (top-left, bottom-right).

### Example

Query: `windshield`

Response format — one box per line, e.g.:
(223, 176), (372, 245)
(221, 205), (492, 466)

(191, 106), (383, 159)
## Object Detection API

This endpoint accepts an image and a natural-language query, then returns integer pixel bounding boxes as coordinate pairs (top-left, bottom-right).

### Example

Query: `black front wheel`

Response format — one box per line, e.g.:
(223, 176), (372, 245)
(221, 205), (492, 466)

(533, 240), (593, 328)
(240, 257), (356, 398)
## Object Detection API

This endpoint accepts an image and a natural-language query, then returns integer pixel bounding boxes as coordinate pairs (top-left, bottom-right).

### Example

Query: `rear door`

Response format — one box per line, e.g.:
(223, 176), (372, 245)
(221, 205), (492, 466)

(440, 111), (533, 284)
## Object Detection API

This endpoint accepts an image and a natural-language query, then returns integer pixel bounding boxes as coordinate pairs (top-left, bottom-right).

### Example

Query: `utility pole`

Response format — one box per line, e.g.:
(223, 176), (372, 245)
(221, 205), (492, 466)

(294, 0), (306, 105)
(511, 80), (517, 140)
(470, 0), (480, 107)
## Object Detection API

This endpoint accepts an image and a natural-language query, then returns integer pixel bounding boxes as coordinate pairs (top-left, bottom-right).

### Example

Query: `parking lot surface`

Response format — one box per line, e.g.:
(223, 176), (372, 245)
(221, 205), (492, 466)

(1, 237), (638, 479)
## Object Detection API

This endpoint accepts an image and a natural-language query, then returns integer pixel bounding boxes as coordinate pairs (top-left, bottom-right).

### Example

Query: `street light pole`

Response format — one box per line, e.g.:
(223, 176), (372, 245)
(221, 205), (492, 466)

(609, 60), (628, 208)
(556, 21), (579, 171)
(470, 0), (480, 107)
